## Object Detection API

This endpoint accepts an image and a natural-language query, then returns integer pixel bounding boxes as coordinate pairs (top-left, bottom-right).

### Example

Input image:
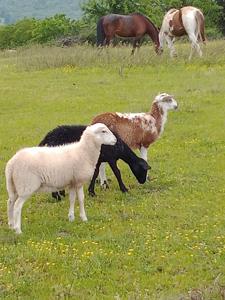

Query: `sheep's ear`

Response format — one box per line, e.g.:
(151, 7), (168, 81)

(147, 164), (151, 170)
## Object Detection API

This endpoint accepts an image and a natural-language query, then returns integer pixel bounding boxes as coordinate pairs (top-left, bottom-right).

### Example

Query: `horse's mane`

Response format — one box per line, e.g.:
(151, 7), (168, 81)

(130, 12), (159, 32)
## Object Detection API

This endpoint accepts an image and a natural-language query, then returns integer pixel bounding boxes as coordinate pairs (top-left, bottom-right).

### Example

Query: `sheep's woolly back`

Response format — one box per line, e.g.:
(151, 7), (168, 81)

(92, 112), (157, 148)
(5, 126), (105, 197)
(92, 93), (177, 149)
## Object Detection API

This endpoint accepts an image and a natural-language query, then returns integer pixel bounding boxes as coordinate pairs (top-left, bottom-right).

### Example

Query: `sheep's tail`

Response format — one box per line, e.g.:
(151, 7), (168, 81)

(96, 17), (105, 46)
(196, 10), (206, 44)
(5, 161), (17, 199)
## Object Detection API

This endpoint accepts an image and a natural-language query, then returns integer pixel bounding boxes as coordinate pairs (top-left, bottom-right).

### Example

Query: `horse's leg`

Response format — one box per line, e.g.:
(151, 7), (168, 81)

(136, 38), (142, 53)
(165, 35), (176, 57)
(131, 39), (137, 55)
(104, 34), (112, 46)
(159, 31), (165, 50)
(188, 33), (202, 60)
(131, 38), (141, 55)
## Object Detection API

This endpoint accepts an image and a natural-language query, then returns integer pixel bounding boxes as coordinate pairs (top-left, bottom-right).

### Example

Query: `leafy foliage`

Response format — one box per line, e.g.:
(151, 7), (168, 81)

(215, 0), (225, 33)
(0, 15), (81, 48)
(82, 0), (223, 32)
(0, 0), (223, 49)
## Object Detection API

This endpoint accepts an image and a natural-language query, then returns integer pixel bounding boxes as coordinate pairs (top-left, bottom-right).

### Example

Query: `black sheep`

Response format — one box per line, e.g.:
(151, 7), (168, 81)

(39, 125), (150, 199)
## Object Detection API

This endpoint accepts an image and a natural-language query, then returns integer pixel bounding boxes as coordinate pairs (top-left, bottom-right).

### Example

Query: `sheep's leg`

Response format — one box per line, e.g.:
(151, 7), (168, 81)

(52, 190), (66, 201)
(59, 190), (66, 197)
(99, 163), (109, 189)
(7, 193), (17, 229)
(109, 161), (128, 193)
(140, 146), (150, 181)
(68, 188), (76, 222)
(88, 161), (101, 197)
(77, 186), (87, 222)
(13, 195), (29, 234)
(140, 146), (148, 161)
(52, 191), (61, 201)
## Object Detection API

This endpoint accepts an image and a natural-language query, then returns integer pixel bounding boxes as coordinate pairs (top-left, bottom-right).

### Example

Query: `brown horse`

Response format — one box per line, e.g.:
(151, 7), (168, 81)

(159, 6), (206, 60)
(97, 13), (160, 54)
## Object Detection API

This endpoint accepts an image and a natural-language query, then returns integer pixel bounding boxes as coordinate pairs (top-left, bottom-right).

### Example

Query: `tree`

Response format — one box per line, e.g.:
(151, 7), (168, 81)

(31, 14), (76, 43)
(215, 0), (225, 33)
(81, 0), (223, 35)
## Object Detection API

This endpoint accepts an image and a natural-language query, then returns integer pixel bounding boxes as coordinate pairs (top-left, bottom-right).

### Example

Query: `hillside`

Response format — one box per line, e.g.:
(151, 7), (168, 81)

(0, 0), (83, 24)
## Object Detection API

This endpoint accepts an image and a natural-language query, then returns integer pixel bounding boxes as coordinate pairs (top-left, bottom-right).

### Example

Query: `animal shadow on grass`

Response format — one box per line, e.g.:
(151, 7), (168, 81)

(129, 176), (177, 194)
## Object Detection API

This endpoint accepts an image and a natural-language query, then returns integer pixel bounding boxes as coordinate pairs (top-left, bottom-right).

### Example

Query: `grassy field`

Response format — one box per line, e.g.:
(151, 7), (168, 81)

(0, 40), (225, 299)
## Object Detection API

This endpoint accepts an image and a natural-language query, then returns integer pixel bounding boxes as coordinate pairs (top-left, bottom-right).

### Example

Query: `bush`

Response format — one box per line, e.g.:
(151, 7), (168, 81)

(0, 14), (81, 49)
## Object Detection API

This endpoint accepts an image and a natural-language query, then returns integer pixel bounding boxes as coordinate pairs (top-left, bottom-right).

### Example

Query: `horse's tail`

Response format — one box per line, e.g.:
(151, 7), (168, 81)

(196, 10), (206, 44)
(178, 9), (184, 28)
(96, 17), (105, 46)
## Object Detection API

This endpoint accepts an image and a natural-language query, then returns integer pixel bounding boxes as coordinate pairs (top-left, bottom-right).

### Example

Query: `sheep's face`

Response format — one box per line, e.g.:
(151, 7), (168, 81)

(154, 93), (178, 111)
(89, 123), (117, 146)
(131, 159), (151, 184)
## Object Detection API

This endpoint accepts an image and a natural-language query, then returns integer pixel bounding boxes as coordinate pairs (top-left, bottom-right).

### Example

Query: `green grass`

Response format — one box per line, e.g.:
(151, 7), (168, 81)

(0, 40), (225, 299)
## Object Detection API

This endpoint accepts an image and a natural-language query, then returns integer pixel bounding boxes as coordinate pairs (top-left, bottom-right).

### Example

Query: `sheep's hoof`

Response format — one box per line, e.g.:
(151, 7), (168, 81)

(101, 181), (109, 190)
(68, 214), (75, 222)
(88, 190), (96, 197)
(121, 187), (128, 193)
(14, 227), (22, 234)
(52, 192), (61, 201)
(59, 190), (66, 198)
(56, 195), (62, 201)
(81, 215), (88, 222)
(8, 222), (14, 229)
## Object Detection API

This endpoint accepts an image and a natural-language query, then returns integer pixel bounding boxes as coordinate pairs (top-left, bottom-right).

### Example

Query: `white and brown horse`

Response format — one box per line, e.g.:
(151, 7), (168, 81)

(159, 6), (205, 60)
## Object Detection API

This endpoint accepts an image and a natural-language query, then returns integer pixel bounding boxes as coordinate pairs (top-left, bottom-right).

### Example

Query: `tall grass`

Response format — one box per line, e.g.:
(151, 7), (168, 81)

(1, 39), (225, 71)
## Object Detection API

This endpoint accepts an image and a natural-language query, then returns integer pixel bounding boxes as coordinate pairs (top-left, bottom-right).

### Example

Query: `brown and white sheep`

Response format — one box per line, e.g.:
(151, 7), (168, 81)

(91, 93), (178, 186)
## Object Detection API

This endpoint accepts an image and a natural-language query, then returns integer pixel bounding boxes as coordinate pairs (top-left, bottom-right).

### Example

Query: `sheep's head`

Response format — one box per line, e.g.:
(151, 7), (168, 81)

(88, 123), (117, 146)
(131, 159), (151, 184)
(154, 93), (178, 111)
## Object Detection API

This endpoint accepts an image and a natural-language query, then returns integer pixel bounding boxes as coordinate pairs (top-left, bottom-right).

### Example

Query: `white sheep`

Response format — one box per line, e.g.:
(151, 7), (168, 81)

(5, 123), (117, 234)
(92, 93), (178, 186)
